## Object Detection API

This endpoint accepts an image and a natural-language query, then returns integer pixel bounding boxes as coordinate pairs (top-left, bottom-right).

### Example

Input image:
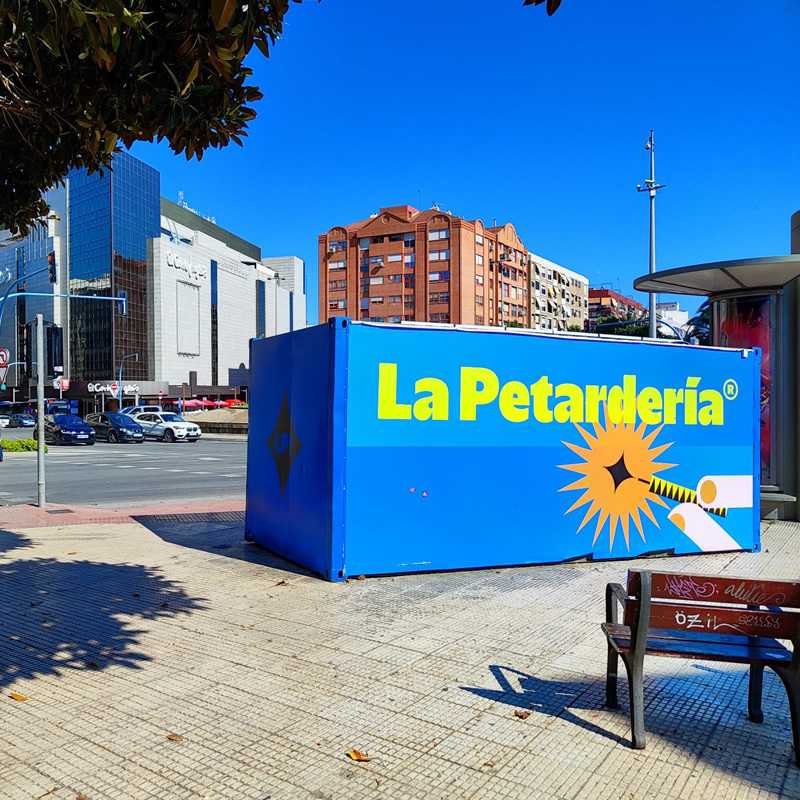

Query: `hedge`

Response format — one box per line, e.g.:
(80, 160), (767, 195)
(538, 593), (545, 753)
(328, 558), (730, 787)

(1, 439), (47, 453)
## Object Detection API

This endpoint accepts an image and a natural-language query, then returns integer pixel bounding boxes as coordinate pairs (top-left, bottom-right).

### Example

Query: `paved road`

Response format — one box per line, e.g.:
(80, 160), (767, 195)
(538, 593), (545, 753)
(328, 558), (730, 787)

(0, 429), (248, 507)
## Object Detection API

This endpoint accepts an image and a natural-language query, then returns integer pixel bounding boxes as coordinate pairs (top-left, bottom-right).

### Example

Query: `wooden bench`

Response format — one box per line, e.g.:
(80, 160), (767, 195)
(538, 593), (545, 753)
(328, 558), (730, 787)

(602, 570), (800, 762)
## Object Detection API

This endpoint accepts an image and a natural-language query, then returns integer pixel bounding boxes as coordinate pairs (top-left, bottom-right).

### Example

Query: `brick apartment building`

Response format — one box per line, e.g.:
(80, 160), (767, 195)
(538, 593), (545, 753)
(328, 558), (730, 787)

(319, 205), (534, 327)
(588, 288), (647, 324)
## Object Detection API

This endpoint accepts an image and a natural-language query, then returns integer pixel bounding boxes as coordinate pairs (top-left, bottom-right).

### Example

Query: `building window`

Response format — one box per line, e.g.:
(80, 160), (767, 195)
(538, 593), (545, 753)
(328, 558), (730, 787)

(371, 296), (384, 304)
(329, 299), (347, 310)
(430, 291), (450, 304)
(370, 256), (384, 266)
(429, 312), (451, 322)
(328, 240), (346, 253)
(404, 276), (415, 288)
(429, 249), (450, 261)
(404, 298), (415, 309)
(429, 271), (450, 282)
(404, 234), (415, 247)
(476, 295), (484, 306)
(388, 253), (402, 262)
(370, 275), (384, 285)
(329, 260), (346, 271)
(429, 229), (450, 241)
(476, 254), (484, 266)
(371, 236), (385, 244)
(388, 315), (402, 323)
(476, 234), (484, 246)
(404, 254), (415, 268)
(257, 279), (266, 337)
(329, 279), (347, 290)
(476, 315), (484, 324)
(387, 274), (403, 283)
(211, 259), (218, 385)
(388, 234), (402, 242)
(359, 237), (370, 250)
(388, 295), (402, 303)
(369, 316), (384, 322)
(476, 275), (484, 285)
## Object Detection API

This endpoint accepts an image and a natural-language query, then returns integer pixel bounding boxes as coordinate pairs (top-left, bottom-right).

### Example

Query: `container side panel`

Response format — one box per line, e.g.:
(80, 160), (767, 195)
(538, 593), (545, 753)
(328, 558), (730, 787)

(245, 325), (332, 576)
(343, 325), (760, 576)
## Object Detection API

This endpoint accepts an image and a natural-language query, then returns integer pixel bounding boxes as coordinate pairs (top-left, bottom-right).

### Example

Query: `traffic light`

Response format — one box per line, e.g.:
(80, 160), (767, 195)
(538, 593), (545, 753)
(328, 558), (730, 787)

(46, 324), (63, 379)
(47, 251), (57, 284)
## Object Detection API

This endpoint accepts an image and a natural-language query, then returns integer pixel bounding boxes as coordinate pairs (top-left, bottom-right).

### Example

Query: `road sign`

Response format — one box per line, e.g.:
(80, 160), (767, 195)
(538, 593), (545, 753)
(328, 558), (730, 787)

(158, 390), (163, 399)
(110, 382), (118, 393)
(0, 348), (8, 386)
(52, 378), (61, 389)
(61, 378), (70, 391)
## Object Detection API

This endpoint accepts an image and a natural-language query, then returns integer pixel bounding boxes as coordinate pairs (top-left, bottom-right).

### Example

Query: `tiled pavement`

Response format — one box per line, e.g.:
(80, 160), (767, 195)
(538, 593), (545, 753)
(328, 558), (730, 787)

(1, 510), (798, 799)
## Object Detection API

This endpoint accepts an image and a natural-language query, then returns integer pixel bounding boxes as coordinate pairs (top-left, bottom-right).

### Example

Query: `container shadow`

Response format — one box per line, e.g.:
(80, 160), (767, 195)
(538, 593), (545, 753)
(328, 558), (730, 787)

(132, 512), (315, 578)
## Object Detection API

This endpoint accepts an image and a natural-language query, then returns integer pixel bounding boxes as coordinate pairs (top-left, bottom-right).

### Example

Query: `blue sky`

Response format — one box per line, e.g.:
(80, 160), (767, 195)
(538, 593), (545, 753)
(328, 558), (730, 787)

(132, 0), (800, 324)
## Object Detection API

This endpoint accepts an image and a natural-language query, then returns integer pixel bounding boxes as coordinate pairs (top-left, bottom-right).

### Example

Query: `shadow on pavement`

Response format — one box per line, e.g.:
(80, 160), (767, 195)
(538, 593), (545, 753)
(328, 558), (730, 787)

(463, 664), (800, 790)
(0, 528), (33, 556)
(132, 511), (314, 578)
(0, 538), (207, 687)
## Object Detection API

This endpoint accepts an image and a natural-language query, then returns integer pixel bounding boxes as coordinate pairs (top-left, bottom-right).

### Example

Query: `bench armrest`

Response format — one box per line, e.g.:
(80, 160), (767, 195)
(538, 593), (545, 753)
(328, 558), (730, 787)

(606, 582), (627, 624)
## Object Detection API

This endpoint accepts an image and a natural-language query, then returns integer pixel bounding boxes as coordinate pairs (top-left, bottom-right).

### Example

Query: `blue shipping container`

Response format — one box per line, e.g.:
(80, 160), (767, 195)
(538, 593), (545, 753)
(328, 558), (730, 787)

(246, 320), (761, 580)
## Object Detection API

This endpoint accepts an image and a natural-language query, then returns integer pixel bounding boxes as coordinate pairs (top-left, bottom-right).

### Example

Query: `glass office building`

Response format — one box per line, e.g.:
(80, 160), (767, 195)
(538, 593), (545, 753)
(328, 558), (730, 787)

(68, 152), (159, 381)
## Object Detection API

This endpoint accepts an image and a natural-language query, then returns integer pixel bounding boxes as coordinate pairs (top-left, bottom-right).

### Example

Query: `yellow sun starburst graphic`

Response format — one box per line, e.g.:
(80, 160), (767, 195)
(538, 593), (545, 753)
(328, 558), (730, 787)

(558, 404), (676, 551)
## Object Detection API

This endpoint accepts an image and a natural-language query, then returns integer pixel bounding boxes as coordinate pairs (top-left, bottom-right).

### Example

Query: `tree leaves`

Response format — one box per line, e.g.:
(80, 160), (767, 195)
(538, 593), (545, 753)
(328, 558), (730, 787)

(522, 0), (563, 14)
(0, 0), (321, 234)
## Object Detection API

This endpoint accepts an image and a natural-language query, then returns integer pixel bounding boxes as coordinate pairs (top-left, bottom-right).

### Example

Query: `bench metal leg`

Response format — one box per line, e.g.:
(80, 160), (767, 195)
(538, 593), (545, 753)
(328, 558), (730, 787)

(625, 655), (646, 749)
(606, 644), (620, 709)
(748, 664), (764, 723)
(772, 666), (800, 766)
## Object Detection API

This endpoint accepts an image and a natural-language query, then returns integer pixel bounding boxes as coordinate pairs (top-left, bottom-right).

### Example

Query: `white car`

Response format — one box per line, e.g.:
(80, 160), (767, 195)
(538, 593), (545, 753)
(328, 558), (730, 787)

(0, 416), (10, 428)
(131, 412), (201, 443)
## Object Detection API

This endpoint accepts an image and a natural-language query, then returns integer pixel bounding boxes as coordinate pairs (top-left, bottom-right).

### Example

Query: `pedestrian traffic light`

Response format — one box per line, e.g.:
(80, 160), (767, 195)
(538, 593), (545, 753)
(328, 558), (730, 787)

(47, 251), (57, 284)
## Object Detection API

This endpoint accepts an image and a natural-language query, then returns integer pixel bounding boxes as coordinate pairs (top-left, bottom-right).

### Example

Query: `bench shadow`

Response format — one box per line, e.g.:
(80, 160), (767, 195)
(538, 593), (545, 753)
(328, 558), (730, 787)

(463, 663), (800, 790)
(462, 664), (627, 744)
(132, 512), (315, 578)
(0, 537), (207, 688)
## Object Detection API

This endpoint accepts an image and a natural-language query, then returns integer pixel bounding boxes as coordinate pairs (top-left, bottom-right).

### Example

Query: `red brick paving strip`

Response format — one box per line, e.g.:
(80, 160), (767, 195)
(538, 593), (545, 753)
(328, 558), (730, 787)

(0, 499), (245, 529)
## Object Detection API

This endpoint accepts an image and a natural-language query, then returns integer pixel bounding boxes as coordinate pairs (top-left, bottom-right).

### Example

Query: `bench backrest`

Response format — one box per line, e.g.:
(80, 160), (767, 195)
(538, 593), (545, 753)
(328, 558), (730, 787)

(624, 571), (800, 640)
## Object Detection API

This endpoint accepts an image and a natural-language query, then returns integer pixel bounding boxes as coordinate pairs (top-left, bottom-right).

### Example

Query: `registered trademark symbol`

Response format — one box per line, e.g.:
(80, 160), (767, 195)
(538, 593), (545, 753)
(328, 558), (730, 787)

(723, 379), (738, 400)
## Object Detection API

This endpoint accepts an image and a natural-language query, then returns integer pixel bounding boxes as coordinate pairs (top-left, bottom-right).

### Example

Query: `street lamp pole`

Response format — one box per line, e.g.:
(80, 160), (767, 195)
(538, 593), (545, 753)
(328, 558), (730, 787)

(117, 352), (139, 408)
(637, 130), (666, 339)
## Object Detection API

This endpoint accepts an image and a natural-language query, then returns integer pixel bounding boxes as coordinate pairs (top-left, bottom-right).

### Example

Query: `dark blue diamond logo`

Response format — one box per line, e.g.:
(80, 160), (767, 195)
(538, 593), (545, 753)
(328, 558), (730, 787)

(267, 391), (302, 499)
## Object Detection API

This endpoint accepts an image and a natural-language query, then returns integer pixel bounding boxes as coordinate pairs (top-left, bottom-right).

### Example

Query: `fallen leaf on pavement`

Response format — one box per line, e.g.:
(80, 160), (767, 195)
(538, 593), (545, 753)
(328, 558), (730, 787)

(483, 762), (495, 767)
(346, 749), (371, 762)
(160, 602), (169, 608)
(35, 787), (59, 799)
(166, 733), (183, 742)
(87, 662), (100, 670)
(67, 552), (77, 555)
(76, 796), (90, 800)
(356, 575), (366, 581)
(275, 580), (288, 586)
(9, 692), (28, 701)
(131, 593), (139, 597)
(513, 710), (530, 720)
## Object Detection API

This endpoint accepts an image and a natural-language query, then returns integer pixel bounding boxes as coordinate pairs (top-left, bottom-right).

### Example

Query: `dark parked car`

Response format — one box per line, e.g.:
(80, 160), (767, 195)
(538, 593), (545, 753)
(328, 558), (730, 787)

(85, 412), (145, 443)
(33, 415), (96, 445)
(9, 413), (35, 428)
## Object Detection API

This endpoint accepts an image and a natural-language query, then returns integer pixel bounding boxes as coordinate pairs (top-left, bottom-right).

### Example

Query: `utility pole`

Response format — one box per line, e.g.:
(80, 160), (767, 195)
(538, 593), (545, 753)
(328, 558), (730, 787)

(637, 130), (666, 339)
(35, 314), (46, 508)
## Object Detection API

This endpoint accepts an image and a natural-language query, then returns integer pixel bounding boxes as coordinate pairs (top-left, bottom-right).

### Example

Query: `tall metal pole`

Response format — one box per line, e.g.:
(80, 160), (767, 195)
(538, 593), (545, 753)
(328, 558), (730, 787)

(648, 133), (657, 339)
(637, 130), (666, 339)
(35, 314), (46, 508)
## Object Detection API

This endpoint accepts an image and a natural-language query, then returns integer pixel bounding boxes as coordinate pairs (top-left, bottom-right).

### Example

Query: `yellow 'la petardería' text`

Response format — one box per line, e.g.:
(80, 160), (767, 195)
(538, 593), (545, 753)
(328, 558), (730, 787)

(376, 363), (727, 426)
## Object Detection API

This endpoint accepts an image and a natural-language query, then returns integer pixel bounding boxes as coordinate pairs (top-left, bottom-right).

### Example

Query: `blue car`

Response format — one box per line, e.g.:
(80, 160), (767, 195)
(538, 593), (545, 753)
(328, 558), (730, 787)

(9, 414), (35, 428)
(34, 414), (96, 445)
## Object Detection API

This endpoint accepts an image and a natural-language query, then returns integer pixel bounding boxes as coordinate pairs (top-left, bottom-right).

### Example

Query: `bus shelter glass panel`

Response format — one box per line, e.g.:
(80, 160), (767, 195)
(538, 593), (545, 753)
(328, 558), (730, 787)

(713, 294), (776, 485)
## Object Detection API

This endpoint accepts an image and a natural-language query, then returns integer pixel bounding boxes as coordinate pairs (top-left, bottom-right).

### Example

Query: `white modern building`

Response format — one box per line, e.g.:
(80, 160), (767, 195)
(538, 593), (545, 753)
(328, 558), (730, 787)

(150, 198), (306, 391)
(529, 254), (589, 330)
